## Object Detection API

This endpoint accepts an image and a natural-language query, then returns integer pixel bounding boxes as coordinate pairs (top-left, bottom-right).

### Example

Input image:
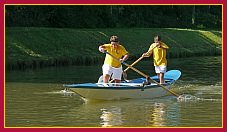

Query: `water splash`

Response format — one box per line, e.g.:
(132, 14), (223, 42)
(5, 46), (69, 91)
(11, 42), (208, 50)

(177, 94), (198, 102)
(59, 88), (75, 96)
(177, 94), (222, 102)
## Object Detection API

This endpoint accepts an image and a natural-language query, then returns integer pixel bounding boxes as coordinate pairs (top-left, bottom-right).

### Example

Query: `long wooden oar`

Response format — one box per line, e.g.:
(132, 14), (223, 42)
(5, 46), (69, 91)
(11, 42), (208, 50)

(110, 45), (156, 82)
(124, 55), (144, 71)
(122, 45), (157, 80)
(105, 51), (179, 97)
(109, 55), (144, 83)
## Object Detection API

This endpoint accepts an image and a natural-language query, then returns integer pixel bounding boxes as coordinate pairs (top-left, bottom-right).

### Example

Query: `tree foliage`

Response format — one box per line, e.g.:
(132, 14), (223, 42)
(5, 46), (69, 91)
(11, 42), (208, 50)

(5, 5), (222, 29)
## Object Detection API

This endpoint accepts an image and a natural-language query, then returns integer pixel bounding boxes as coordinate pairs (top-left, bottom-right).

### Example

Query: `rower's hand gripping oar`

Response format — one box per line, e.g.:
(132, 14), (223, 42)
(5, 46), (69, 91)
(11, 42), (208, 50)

(105, 51), (180, 97)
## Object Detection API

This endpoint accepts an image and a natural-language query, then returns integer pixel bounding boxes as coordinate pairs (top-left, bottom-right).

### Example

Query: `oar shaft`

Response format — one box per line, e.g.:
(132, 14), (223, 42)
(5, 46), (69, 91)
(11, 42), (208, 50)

(123, 62), (149, 78)
(106, 52), (148, 78)
(124, 45), (156, 72)
(147, 78), (179, 97)
(124, 56), (144, 72)
(125, 62), (178, 96)
(105, 51), (179, 97)
(109, 60), (147, 83)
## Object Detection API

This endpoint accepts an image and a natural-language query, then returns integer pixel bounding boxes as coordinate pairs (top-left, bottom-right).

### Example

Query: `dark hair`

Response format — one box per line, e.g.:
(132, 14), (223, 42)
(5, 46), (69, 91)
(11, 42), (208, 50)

(154, 35), (161, 42)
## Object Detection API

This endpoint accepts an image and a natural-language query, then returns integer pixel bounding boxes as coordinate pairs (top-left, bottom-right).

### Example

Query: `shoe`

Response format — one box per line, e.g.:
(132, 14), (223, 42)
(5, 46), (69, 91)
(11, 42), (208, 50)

(143, 80), (151, 85)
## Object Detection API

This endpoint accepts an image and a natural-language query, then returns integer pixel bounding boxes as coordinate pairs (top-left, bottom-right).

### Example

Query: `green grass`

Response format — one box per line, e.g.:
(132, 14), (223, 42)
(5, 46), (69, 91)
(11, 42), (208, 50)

(5, 27), (222, 70)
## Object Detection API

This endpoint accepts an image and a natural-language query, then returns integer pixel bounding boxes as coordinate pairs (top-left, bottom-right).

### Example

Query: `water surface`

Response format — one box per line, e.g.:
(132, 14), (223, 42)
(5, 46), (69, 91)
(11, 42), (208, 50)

(5, 56), (222, 127)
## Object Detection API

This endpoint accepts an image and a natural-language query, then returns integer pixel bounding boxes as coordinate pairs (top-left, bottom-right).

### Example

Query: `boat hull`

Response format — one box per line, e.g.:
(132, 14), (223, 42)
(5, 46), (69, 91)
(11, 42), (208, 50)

(64, 70), (181, 100)
(69, 85), (170, 100)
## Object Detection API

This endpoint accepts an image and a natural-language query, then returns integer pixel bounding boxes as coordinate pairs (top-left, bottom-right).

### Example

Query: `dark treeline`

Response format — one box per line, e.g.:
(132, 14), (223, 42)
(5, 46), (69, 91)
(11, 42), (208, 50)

(5, 5), (222, 29)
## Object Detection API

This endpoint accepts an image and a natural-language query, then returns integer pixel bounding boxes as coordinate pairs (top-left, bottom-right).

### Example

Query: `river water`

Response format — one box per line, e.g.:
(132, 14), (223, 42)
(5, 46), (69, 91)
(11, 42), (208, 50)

(5, 56), (222, 127)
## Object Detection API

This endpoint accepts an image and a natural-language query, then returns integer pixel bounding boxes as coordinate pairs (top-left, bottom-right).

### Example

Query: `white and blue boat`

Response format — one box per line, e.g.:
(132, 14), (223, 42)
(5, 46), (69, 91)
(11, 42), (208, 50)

(63, 70), (181, 100)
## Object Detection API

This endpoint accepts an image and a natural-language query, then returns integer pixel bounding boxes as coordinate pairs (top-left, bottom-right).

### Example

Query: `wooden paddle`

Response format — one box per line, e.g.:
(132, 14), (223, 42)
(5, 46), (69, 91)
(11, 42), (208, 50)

(105, 51), (179, 97)
(111, 44), (157, 82)
(109, 55), (144, 83)
(124, 56), (144, 72)
(122, 55), (144, 81)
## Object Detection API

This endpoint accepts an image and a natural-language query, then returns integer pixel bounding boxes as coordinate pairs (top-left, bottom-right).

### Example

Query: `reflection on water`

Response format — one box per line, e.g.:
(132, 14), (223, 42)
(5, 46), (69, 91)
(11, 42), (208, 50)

(5, 56), (222, 127)
(151, 103), (166, 126)
(99, 102), (180, 127)
(100, 107), (123, 127)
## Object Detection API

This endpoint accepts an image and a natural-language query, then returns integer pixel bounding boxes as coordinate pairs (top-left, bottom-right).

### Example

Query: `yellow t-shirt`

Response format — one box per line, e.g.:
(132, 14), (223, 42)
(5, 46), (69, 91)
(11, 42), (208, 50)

(103, 44), (128, 68)
(147, 41), (169, 66)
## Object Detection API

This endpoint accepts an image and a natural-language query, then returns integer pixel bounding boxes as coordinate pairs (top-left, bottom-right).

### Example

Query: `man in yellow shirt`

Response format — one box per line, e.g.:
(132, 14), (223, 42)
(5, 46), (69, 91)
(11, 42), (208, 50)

(99, 36), (129, 83)
(142, 35), (169, 84)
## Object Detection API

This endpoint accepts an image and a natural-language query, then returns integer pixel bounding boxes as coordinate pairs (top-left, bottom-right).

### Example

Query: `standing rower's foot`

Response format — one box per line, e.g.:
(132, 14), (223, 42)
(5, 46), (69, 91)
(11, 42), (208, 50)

(143, 80), (151, 85)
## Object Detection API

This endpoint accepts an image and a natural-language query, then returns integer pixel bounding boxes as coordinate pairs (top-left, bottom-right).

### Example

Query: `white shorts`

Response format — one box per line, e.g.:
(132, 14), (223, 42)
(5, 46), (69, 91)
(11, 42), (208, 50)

(102, 64), (122, 80)
(155, 65), (167, 73)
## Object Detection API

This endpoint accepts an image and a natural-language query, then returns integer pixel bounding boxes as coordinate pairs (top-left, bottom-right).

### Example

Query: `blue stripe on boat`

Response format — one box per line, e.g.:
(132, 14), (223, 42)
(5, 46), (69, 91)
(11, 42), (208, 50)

(63, 70), (181, 90)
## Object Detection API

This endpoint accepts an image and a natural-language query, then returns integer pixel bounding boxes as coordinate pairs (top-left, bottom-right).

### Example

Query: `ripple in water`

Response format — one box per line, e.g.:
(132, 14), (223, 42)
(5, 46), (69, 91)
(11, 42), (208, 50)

(177, 94), (198, 102)
(177, 94), (222, 102)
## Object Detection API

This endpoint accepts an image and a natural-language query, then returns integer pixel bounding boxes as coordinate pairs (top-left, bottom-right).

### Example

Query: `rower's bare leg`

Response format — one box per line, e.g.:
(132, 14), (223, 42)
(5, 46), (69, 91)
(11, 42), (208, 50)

(157, 73), (160, 83)
(159, 72), (165, 84)
(114, 79), (121, 86)
(114, 79), (121, 83)
(103, 74), (110, 83)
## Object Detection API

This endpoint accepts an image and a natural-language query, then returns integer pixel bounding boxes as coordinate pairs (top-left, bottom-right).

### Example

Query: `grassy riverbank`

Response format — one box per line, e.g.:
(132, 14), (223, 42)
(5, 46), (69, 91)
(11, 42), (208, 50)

(6, 27), (222, 70)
